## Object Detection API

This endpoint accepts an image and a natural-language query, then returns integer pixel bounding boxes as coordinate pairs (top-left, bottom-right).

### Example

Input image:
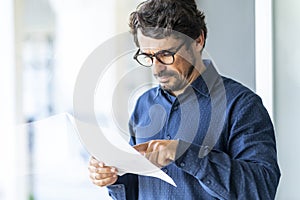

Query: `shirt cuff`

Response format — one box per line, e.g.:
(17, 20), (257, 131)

(174, 139), (204, 176)
(107, 184), (126, 200)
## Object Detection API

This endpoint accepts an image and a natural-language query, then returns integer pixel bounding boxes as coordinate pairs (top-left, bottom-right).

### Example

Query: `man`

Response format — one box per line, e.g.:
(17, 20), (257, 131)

(89, 0), (281, 199)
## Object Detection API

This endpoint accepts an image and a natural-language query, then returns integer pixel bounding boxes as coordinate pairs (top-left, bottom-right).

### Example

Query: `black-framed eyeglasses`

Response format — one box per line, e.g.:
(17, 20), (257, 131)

(133, 41), (185, 67)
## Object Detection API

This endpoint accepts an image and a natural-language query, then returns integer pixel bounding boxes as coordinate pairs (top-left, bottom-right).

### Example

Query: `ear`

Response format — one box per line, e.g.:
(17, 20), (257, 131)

(195, 31), (205, 52)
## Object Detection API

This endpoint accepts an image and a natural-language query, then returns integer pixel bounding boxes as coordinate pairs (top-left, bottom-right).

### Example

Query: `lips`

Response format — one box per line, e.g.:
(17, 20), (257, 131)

(157, 76), (170, 83)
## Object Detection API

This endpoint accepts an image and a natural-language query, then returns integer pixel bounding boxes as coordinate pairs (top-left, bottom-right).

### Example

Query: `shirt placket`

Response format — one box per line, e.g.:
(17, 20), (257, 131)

(164, 98), (180, 140)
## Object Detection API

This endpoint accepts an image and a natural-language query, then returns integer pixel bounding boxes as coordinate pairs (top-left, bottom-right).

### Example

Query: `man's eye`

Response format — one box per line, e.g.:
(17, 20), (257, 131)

(144, 56), (152, 63)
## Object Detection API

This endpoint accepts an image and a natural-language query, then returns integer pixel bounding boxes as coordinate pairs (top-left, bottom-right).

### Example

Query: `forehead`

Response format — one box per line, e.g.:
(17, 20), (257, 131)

(137, 30), (179, 51)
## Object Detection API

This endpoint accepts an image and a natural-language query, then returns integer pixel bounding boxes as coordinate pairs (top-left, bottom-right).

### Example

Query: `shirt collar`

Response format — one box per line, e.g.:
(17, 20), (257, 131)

(154, 59), (220, 99)
(191, 59), (220, 97)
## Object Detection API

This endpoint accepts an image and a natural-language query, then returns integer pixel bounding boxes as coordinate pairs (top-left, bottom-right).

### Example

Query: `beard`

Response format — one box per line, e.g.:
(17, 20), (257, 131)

(155, 65), (195, 93)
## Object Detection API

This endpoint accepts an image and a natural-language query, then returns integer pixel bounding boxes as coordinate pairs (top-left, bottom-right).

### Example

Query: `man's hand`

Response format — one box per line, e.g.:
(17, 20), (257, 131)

(88, 157), (118, 187)
(134, 140), (179, 168)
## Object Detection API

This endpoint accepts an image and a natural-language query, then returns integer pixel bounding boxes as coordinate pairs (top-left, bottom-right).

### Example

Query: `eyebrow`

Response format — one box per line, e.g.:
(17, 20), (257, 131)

(140, 46), (177, 54)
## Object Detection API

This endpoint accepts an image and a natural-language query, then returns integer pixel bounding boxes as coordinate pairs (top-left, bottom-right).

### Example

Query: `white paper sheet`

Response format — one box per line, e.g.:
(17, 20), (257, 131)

(65, 113), (176, 187)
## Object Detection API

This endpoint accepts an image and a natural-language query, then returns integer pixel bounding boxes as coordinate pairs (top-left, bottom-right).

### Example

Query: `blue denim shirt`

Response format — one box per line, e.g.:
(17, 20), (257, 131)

(107, 60), (280, 200)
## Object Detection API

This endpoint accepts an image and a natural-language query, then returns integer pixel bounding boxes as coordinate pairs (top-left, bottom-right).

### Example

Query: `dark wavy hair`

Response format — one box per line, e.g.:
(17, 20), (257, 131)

(129, 0), (207, 47)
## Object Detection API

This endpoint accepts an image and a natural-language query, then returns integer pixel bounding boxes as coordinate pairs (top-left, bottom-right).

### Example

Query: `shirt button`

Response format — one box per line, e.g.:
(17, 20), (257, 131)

(205, 180), (211, 185)
(204, 146), (210, 151)
(180, 162), (185, 167)
(166, 135), (171, 139)
(172, 106), (178, 111)
(163, 169), (168, 173)
(117, 185), (122, 189)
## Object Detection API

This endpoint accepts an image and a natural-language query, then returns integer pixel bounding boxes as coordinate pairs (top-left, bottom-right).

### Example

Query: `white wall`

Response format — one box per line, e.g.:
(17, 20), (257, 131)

(197, 0), (275, 117)
(0, 0), (17, 200)
(49, 0), (118, 113)
(274, 0), (300, 199)
(197, 0), (256, 90)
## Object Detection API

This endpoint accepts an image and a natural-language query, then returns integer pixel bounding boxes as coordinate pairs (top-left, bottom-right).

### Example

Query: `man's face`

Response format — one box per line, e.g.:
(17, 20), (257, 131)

(137, 31), (199, 94)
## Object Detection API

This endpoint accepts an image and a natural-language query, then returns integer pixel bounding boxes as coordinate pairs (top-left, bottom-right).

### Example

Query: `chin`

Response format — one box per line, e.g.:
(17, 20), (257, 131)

(161, 85), (176, 93)
(160, 80), (185, 93)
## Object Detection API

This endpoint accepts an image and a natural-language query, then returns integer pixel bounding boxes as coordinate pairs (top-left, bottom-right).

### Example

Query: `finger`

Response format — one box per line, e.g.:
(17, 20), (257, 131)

(88, 166), (118, 174)
(133, 142), (149, 153)
(97, 166), (118, 174)
(145, 151), (161, 168)
(88, 166), (97, 173)
(146, 145), (171, 167)
(89, 157), (106, 168)
(146, 140), (162, 153)
(90, 173), (117, 180)
(98, 161), (105, 168)
(157, 150), (172, 166)
(93, 176), (118, 187)
(148, 140), (178, 161)
(89, 157), (100, 167)
(146, 151), (158, 163)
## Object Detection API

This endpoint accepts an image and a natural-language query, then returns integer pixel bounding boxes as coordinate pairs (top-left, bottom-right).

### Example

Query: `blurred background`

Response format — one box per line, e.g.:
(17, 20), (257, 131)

(0, 0), (299, 199)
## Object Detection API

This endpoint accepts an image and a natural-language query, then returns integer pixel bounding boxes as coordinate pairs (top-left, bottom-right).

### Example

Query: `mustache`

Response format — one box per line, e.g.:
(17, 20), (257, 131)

(154, 70), (177, 78)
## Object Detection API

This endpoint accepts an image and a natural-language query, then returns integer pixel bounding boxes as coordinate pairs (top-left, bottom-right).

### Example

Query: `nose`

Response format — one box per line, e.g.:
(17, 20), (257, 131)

(152, 57), (167, 74)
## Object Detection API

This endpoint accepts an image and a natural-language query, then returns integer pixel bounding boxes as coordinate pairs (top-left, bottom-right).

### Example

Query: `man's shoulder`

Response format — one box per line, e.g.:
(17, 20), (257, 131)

(130, 86), (159, 117)
(132, 86), (160, 109)
(221, 76), (260, 103)
(137, 86), (159, 100)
